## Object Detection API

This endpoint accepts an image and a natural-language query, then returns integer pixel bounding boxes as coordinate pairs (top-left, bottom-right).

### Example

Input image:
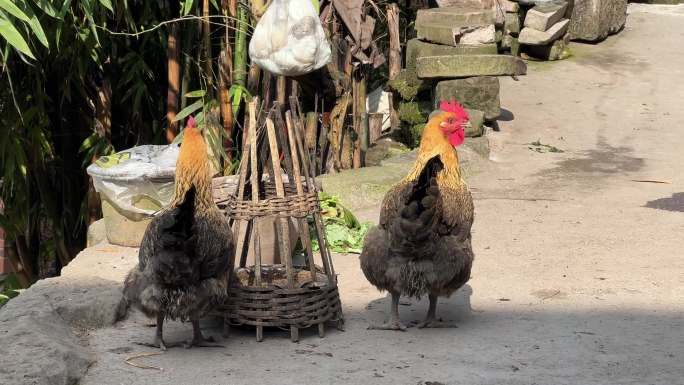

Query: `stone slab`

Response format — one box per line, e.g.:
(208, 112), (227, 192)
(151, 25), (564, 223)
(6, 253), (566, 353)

(524, 2), (568, 31)
(499, 0), (520, 12)
(406, 39), (499, 71)
(505, 12), (521, 34)
(417, 24), (497, 46)
(434, 77), (501, 120)
(519, 18), (570, 45)
(416, 54), (527, 78)
(416, 7), (495, 28)
(523, 33), (570, 60)
(568, 0), (627, 41)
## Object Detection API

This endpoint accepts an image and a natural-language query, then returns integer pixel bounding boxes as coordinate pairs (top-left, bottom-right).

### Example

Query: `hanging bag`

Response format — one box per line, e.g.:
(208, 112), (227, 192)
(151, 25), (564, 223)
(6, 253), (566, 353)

(249, 0), (331, 76)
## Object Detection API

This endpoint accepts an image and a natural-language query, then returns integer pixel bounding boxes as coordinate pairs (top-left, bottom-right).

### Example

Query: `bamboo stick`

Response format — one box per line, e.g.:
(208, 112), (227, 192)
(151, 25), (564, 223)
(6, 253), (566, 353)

(289, 97), (336, 283)
(265, 118), (294, 288)
(285, 112), (317, 282)
(248, 98), (261, 287)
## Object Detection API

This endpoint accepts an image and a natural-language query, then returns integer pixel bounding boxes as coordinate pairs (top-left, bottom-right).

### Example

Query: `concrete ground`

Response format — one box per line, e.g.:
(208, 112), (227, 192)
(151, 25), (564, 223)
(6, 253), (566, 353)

(4, 4), (684, 385)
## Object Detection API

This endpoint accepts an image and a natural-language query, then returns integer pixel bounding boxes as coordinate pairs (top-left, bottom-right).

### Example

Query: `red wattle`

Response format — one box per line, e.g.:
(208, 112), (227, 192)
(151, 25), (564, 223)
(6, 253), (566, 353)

(449, 129), (465, 147)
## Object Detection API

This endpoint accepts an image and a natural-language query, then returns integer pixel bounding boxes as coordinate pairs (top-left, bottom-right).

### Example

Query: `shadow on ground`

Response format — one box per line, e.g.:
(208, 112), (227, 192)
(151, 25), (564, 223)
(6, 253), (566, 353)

(645, 192), (684, 212)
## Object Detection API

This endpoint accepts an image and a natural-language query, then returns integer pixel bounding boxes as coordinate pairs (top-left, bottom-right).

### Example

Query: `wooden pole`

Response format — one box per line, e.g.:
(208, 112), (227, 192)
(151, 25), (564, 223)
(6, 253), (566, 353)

(352, 74), (361, 169)
(387, 3), (401, 132)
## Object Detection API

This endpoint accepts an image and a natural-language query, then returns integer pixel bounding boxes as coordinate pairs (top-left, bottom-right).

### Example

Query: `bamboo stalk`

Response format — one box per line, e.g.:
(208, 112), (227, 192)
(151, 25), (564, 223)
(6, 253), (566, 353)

(352, 74), (361, 169)
(166, 24), (181, 142)
(233, 4), (249, 87)
(203, 0), (213, 94)
(358, 75), (368, 167)
(277, 76), (287, 106)
(387, 3), (401, 131)
(218, 50), (233, 165)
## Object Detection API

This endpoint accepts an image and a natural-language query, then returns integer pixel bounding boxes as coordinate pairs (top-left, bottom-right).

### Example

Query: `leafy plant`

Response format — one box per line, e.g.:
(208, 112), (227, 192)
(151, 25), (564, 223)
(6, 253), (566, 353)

(310, 192), (373, 254)
(0, 273), (21, 308)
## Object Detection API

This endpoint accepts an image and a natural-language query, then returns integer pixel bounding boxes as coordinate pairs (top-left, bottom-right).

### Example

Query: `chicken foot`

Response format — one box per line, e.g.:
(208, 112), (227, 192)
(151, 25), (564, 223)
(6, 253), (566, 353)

(368, 292), (407, 331)
(416, 294), (458, 328)
(184, 319), (224, 348)
(135, 313), (177, 351)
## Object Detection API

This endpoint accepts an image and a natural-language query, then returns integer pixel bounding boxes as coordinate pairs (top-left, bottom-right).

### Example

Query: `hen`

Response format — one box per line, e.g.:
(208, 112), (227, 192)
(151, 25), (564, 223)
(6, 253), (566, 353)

(360, 100), (474, 330)
(119, 117), (234, 349)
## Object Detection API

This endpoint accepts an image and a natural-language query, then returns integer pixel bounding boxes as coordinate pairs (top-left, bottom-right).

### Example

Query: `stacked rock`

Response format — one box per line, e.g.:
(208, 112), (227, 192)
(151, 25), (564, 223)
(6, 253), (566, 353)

(498, 0), (523, 56)
(391, 5), (526, 141)
(517, 0), (572, 61)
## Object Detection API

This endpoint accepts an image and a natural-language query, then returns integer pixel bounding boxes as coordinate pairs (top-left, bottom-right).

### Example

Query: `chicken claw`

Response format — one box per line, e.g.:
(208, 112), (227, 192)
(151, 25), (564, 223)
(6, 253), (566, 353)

(415, 318), (458, 329)
(368, 292), (407, 331)
(415, 295), (458, 328)
(184, 320), (224, 348)
(368, 320), (408, 331)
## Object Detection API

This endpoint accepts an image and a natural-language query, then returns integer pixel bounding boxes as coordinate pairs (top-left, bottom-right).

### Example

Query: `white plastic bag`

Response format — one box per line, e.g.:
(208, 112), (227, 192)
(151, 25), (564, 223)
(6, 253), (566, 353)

(86, 145), (179, 216)
(249, 0), (331, 76)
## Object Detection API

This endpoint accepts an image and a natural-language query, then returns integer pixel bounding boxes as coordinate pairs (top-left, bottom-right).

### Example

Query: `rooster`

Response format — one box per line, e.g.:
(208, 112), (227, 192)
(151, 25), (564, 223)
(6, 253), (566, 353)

(119, 116), (234, 349)
(360, 100), (474, 330)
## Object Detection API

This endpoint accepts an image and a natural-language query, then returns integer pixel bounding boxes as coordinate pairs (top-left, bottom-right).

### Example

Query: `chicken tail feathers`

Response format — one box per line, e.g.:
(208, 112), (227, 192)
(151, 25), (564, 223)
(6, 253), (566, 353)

(390, 157), (443, 247)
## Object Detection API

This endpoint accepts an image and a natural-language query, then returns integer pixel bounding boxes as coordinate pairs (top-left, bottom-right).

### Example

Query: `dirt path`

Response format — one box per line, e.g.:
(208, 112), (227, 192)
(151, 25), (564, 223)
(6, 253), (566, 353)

(82, 6), (684, 385)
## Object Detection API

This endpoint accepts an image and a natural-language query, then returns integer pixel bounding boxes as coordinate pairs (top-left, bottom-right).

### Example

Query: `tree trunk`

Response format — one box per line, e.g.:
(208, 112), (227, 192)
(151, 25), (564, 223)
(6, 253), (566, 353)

(387, 3), (401, 132)
(166, 24), (181, 143)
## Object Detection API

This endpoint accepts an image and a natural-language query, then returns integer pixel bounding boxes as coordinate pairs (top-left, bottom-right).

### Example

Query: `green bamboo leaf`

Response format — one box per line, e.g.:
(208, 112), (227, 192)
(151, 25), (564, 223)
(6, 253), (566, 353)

(209, 0), (219, 11)
(78, 133), (99, 153)
(173, 99), (203, 122)
(183, 0), (194, 16)
(57, 0), (72, 19)
(18, 2), (48, 48)
(0, 0), (30, 22)
(98, 0), (113, 12)
(0, 19), (35, 59)
(31, 0), (59, 18)
(184, 89), (206, 98)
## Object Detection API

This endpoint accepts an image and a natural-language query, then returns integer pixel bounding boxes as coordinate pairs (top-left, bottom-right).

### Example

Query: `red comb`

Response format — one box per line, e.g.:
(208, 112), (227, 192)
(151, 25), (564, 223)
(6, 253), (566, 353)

(439, 100), (469, 122)
(187, 115), (196, 128)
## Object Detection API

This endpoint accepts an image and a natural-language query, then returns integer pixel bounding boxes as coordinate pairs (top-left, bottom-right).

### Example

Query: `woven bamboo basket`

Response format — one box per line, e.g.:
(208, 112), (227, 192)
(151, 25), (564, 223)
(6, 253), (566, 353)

(212, 97), (344, 342)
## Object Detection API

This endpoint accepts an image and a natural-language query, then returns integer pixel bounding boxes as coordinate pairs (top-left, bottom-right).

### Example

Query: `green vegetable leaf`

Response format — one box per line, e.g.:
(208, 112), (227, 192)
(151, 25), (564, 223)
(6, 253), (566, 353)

(0, 19), (35, 59)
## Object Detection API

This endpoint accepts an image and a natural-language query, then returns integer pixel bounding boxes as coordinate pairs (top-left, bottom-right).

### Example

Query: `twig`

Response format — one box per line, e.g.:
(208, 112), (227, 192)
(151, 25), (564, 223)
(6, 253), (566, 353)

(96, 15), (250, 38)
(124, 352), (163, 371)
(473, 196), (560, 202)
(630, 179), (671, 184)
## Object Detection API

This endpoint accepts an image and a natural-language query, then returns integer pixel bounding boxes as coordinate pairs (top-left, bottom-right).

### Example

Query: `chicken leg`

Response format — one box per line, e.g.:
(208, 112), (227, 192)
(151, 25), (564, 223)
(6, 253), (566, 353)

(184, 319), (224, 348)
(416, 294), (458, 328)
(136, 313), (177, 350)
(368, 292), (407, 331)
